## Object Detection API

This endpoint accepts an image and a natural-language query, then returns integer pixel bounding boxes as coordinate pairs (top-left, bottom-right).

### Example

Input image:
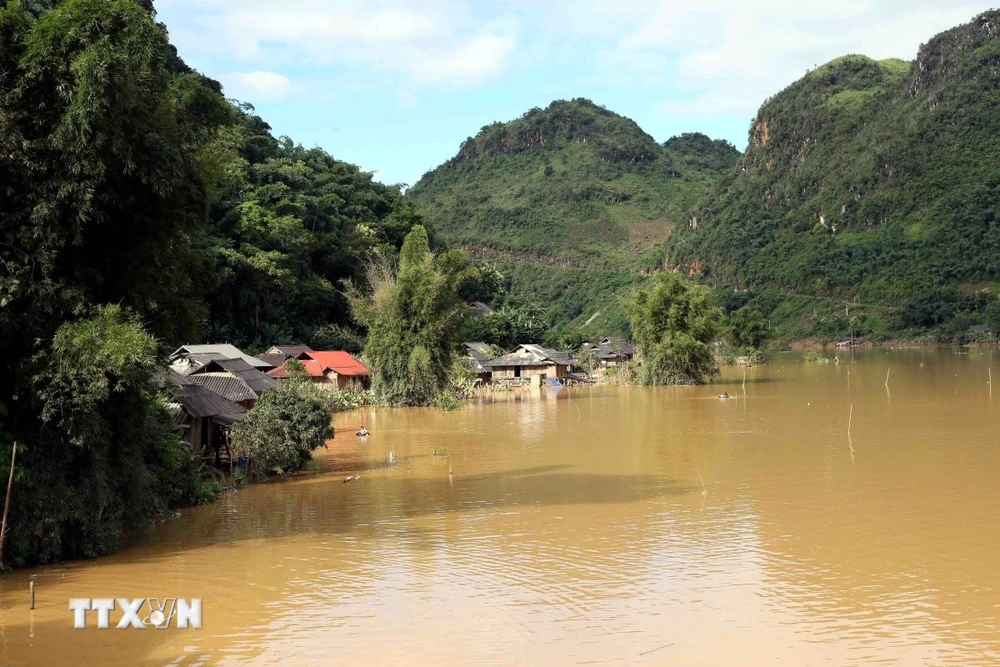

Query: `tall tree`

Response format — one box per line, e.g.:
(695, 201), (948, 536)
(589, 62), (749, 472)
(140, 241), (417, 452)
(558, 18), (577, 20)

(624, 272), (720, 385)
(345, 226), (468, 406)
(0, 0), (228, 564)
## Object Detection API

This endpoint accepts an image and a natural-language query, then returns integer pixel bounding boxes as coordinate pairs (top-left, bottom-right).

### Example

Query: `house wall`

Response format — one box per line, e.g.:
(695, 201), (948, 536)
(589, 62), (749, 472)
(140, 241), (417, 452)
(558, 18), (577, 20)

(328, 372), (368, 390)
(491, 364), (568, 381)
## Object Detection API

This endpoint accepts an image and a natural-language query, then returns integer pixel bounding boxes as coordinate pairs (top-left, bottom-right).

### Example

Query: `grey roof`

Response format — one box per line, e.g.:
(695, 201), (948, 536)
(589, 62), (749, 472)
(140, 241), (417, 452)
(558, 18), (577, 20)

(584, 339), (636, 360)
(486, 344), (576, 368)
(600, 338), (636, 356)
(171, 384), (248, 420)
(169, 344), (270, 369)
(463, 342), (491, 360)
(198, 358), (277, 395)
(264, 345), (313, 357)
(256, 353), (286, 368)
(187, 373), (258, 403)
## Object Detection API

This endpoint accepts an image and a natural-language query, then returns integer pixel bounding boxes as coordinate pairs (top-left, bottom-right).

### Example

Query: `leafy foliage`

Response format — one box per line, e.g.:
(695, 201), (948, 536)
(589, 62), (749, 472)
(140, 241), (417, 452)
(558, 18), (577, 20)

(457, 302), (547, 349)
(726, 307), (768, 350)
(0, 0), (226, 565)
(203, 108), (424, 349)
(345, 226), (468, 406)
(230, 380), (333, 479)
(624, 272), (720, 385)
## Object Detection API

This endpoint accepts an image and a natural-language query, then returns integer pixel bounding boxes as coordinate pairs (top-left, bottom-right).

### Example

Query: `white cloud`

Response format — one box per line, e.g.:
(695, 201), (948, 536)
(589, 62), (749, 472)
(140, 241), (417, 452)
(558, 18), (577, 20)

(220, 71), (293, 102)
(160, 0), (516, 88)
(590, 0), (994, 118)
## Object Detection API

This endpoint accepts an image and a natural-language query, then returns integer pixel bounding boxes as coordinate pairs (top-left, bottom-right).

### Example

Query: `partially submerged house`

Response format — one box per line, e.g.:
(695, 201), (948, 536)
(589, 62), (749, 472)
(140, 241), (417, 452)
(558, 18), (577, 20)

(267, 350), (370, 390)
(486, 344), (576, 384)
(164, 374), (246, 466)
(463, 342), (494, 383)
(582, 338), (636, 367)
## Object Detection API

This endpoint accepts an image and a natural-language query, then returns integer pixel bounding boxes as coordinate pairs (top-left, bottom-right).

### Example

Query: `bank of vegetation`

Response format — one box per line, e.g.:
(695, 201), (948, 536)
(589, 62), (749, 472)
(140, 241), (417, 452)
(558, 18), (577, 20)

(4, 0), (999, 569)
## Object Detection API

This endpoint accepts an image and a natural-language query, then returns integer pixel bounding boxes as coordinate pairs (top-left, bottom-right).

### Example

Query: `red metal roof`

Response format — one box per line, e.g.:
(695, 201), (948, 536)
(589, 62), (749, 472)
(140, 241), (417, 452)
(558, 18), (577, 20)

(303, 351), (370, 376)
(266, 359), (325, 379)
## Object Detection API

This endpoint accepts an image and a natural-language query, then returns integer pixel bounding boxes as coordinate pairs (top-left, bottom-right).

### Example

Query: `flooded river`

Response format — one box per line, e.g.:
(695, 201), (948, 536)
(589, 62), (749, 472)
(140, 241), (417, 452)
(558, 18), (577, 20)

(1, 350), (999, 665)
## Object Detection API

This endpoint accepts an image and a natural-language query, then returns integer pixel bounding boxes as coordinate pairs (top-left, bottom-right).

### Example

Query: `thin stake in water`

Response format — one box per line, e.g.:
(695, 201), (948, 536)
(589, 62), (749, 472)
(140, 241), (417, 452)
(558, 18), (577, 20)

(697, 468), (707, 497)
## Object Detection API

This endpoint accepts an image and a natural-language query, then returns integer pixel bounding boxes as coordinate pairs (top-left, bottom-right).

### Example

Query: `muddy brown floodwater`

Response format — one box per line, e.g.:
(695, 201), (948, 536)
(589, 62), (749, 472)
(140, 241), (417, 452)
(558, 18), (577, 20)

(0, 350), (998, 665)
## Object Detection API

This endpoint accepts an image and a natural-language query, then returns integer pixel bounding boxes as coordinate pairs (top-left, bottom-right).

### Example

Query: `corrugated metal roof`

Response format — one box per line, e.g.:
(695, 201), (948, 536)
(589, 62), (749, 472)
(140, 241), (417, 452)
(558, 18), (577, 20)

(171, 384), (248, 419)
(304, 351), (369, 376)
(187, 373), (258, 403)
(169, 344), (270, 369)
(209, 359), (278, 394)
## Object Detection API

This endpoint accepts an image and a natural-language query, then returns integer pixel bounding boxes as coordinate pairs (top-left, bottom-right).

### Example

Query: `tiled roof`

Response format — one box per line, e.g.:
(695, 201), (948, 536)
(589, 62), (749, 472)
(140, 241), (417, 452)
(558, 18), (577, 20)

(206, 358), (277, 394)
(265, 345), (313, 357)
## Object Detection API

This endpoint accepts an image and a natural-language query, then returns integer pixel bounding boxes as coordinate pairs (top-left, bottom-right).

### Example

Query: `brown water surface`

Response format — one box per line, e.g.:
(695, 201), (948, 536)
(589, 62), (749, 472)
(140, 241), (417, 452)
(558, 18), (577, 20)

(1, 350), (999, 665)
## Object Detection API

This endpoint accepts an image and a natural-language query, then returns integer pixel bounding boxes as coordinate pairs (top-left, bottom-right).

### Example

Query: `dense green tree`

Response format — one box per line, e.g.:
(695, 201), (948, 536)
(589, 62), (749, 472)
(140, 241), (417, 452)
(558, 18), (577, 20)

(17, 306), (203, 563)
(0, 0), (228, 565)
(203, 109), (423, 348)
(230, 379), (333, 479)
(624, 272), (720, 385)
(345, 226), (468, 406)
(726, 307), (768, 350)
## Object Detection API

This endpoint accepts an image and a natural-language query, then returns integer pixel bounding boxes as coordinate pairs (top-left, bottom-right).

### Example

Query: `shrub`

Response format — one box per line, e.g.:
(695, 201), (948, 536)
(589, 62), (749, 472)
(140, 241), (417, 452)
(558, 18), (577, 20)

(231, 381), (333, 479)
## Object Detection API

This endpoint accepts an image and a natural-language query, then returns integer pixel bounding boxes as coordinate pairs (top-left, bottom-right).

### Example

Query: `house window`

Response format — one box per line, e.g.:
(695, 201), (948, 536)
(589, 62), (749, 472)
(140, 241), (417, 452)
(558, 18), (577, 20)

(514, 367), (521, 378)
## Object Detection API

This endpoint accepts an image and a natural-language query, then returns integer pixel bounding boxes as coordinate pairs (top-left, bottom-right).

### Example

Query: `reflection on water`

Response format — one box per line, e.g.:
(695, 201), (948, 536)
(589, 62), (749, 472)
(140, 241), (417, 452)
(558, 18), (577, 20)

(0, 350), (999, 665)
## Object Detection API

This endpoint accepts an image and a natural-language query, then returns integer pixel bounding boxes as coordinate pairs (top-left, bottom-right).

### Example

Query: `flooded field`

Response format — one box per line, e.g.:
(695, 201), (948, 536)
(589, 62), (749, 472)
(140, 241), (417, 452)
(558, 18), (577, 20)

(0, 350), (998, 665)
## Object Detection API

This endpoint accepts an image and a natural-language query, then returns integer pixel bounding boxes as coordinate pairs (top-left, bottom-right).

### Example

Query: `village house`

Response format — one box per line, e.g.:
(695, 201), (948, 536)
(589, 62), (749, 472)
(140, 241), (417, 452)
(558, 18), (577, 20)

(186, 358), (277, 409)
(164, 373), (246, 467)
(582, 338), (636, 367)
(485, 344), (576, 385)
(462, 342), (494, 383)
(268, 350), (370, 390)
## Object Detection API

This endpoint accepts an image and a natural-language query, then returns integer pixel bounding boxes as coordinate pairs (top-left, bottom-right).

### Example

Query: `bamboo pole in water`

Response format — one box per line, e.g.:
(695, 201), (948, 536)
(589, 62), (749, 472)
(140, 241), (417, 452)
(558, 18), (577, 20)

(0, 442), (17, 569)
(884, 368), (891, 387)
(848, 405), (853, 434)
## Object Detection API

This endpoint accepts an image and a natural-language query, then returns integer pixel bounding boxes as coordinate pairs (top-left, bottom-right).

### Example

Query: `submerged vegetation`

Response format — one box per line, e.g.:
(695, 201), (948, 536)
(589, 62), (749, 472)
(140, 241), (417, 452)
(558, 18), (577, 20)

(625, 273), (720, 385)
(344, 226), (468, 406)
(231, 380), (333, 480)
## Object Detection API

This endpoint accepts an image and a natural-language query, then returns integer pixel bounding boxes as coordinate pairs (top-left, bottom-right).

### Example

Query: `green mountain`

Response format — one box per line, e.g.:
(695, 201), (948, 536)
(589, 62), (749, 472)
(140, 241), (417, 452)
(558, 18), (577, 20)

(666, 11), (1000, 339)
(408, 99), (738, 335)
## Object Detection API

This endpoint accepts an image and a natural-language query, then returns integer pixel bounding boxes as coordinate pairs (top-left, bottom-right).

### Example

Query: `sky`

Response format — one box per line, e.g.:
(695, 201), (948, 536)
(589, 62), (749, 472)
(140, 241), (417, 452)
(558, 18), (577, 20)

(157, 0), (995, 186)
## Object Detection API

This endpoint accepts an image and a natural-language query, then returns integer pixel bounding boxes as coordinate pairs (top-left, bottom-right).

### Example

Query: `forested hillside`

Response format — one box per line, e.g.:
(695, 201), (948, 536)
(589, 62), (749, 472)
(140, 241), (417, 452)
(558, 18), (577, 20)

(409, 99), (738, 335)
(0, 0), (421, 565)
(667, 11), (1000, 339)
